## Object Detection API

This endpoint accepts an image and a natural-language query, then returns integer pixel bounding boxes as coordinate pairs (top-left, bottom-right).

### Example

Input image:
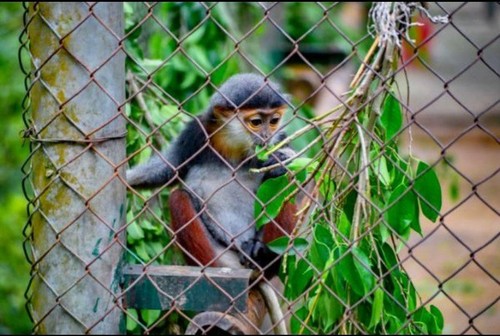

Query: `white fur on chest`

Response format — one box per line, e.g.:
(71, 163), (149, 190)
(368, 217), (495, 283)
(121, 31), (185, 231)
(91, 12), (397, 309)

(184, 164), (263, 249)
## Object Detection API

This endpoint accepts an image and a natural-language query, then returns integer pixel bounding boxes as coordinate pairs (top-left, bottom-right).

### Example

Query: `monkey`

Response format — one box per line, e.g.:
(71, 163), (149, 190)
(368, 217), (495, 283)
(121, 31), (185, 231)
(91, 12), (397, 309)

(126, 73), (298, 279)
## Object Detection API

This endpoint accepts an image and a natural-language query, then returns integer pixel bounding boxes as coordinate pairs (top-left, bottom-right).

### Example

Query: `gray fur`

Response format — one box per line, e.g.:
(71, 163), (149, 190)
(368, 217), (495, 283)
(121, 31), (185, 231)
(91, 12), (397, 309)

(126, 147), (178, 188)
(184, 164), (264, 251)
(210, 73), (290, 109)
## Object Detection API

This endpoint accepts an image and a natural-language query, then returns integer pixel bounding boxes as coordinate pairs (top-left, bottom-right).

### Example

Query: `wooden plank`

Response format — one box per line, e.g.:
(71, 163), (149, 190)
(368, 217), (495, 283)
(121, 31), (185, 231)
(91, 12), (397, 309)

(122, 265), (252, 312)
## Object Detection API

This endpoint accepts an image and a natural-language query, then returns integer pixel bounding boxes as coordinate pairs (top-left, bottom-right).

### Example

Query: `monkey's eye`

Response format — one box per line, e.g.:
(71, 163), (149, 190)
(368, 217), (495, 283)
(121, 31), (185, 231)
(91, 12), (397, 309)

(270, 117), (280, 125)
(249, 118), (263, 127)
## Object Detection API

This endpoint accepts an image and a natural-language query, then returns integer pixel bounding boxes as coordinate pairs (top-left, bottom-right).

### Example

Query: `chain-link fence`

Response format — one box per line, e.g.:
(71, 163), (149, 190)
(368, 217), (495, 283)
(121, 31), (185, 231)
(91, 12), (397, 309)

(20, 2), (499, 335)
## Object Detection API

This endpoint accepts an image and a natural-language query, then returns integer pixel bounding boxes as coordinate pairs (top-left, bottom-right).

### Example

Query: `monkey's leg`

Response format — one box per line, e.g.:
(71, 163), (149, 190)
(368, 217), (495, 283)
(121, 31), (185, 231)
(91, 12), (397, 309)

(241, 201), (298, 278)
(170, 189), (270, 333)
(169, 189), (221, 267)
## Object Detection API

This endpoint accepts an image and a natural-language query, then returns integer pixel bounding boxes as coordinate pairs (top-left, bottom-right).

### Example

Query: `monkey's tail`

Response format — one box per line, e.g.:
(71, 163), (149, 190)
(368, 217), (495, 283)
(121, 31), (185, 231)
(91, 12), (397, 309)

(258, 281), (288, 335)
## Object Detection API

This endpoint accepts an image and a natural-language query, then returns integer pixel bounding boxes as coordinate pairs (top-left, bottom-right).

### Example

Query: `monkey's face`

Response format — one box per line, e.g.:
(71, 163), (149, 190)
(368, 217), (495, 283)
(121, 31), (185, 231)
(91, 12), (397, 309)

(211, 105), (286, 161)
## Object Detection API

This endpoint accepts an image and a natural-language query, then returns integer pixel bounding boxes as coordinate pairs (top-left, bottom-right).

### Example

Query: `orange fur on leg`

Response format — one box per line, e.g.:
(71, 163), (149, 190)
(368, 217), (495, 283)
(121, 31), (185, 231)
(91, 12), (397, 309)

(169, 189), (221, 267)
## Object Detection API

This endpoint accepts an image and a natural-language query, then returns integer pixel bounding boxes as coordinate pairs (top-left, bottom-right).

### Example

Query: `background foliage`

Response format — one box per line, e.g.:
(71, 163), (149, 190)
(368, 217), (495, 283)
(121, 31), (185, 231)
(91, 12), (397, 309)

(0, 3), (32, 334)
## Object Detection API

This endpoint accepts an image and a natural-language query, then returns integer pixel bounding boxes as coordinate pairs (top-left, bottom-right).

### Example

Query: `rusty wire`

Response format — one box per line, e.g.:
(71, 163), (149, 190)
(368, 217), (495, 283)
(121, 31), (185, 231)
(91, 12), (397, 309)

(21, 2), (499, 335)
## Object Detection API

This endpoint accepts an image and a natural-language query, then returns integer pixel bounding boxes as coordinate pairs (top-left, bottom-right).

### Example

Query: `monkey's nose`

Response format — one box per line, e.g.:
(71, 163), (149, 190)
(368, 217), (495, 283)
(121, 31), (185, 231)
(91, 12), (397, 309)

(259, 134), (272, 145)
(255, 137), (266, 146)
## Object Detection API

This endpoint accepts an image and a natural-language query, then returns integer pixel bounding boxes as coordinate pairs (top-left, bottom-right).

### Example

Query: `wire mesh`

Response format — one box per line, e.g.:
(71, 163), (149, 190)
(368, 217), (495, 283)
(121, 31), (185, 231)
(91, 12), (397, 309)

(20, 2), (499, 335)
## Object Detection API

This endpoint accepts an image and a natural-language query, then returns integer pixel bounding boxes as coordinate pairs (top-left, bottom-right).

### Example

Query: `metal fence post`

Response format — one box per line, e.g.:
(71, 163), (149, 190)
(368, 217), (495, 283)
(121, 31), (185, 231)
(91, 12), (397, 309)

(26, 3), (125, 333)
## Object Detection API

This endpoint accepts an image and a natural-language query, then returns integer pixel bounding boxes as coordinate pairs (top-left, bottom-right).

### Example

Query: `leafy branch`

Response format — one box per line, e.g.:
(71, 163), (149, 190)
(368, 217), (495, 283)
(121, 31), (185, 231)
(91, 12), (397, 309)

(255, 3), (446, 334)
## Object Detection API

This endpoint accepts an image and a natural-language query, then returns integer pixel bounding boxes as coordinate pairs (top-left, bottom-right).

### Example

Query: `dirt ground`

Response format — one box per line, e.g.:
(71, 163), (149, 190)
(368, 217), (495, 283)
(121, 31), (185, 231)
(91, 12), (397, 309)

(399, 123), (499, 334)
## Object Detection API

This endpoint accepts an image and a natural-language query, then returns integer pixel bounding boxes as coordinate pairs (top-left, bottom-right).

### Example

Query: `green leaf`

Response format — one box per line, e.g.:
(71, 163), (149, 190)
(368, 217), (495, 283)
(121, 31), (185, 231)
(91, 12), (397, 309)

(189, 45), (213, 71)
(255, 145), (268, 161)
(317, 173), (336, 202)
(267, 236), (308, 256)
(290, 306), (312, 335)
(139, 219), (155, 231)
(160, 104), (179, 118)
(337, 211), (351, 238)
(289, 237), (309, 255)
(390, 153), (409, 188)
(380, 93), (403, 140)
(414, 161), (442, 222)
(343, 189), (358, 224)
(140, 58), (166, 74)
(369, 288), (384, 329)
(309, 224), (333, 270)
(414, 305), (444, 334)
(282, 253), (296, 285)
(380, 243), (398, 269)
(386, 184), (418, 237)
(295, 169), (308, 185)
(148, 100), (166, 127)
(330, 248), (348, 303)
(387, 314), (404, 334)
(408, 281), (417, 311)
(314, 224), (334, 247)
(338, 249), (365, 296)
(136, 241), (150, 262)
(126, 308), (139, 331)
(413, 307), (432, 334)
(315, 290), (343, 331)
(309, 242), (330, 270)
(254, 175), (295, 229)
(184, 25), (206, 45)
(352, 246), (375, 294)
(266, 236), (289, 254)
(410, 207), (423, 236)
(180, 70), (198, 89)
(124, 2), (134, 15)
(430, 305), (444, 334)
(125, 39), (144, 60)
(286, 259), (313, 300)
(140, 309), (161, 327)
(372, 155), (391, 186)
(146, 241), (164, 259)
(379, 221), (390, 243)
(287, 157), (318, 173)
(127, 221), (144, 241)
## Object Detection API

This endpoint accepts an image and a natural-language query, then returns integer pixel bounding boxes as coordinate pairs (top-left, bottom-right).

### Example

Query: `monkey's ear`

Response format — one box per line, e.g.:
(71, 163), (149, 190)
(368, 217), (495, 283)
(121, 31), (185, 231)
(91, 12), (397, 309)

(213, 106), (235, 118)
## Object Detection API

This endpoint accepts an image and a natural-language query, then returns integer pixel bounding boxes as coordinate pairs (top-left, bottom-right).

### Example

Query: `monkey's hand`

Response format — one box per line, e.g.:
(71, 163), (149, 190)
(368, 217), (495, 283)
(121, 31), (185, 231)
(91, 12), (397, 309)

(257, 148), (295, 180)
(240, 238), (281, 278)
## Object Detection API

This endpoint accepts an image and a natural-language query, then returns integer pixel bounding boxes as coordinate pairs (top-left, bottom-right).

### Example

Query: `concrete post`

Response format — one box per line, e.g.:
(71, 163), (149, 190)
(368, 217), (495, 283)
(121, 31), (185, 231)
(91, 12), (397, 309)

(27, 3), (125, 333)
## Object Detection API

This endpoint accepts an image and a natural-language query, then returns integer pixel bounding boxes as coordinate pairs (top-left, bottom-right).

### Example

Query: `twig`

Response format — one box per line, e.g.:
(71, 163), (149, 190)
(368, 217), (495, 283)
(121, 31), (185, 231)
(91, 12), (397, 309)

(351, 121), (370, 244)
(350, 36), (380, 89)
(127, 71), (168, 148)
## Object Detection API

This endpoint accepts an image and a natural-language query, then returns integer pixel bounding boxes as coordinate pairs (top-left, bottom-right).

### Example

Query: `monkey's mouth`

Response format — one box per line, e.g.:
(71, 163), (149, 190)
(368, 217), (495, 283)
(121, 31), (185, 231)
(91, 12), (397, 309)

(252, 136), (272, 147)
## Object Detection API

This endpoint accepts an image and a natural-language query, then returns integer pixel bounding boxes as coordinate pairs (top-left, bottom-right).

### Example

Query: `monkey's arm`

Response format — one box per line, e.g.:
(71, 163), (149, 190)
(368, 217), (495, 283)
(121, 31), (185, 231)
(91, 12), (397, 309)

(242, 139), (298, 277)
(126, 119), (206, 189)
(126, 152), (176, 189)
